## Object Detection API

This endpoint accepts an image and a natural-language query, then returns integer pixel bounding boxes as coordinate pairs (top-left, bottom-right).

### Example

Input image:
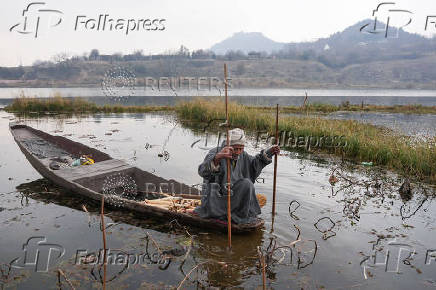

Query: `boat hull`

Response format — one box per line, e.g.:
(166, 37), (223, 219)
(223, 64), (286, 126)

(9, 123), (264, 233)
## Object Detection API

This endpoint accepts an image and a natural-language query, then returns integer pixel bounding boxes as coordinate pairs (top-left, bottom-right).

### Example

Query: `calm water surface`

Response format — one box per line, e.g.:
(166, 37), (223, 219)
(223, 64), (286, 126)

(1, 88), (436, 107)
(322, 112), (436, 139)
(0, 111), (435, 289)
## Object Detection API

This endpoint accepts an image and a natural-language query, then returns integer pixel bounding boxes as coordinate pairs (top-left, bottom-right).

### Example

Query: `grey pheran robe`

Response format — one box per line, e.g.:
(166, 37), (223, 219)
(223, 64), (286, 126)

(194, 144), (272, 224)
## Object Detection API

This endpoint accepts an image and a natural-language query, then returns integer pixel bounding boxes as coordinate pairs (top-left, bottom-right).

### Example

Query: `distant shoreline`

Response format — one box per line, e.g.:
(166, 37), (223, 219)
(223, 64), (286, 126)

(1, 91), (436, 107)
(4, 95), (436, 115)
(1, 83), (435, 90)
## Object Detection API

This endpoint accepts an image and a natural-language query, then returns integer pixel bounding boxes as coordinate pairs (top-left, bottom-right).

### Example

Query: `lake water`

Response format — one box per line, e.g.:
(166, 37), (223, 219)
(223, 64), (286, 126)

(1, 88), (436, 107)
(0, 111), (435, 289)
(325, 112), (436, 139)
(280, 111), (436, 139)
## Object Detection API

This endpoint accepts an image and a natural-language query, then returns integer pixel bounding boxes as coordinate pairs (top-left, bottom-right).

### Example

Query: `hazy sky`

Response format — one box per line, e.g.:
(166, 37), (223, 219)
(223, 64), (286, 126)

(1, 0), (435, 66)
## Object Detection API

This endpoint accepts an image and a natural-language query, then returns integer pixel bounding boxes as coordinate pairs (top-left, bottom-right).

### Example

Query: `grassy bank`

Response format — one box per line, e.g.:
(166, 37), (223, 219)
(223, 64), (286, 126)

(175, 99), (436, 183)
(259, 103), (436, 114)
(6, 95), (436, 115)
(4, 96), (171, 114)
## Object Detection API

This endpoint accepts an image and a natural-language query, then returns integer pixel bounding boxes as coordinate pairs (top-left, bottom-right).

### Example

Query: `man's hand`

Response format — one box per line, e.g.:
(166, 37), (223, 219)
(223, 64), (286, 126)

(266, 145), (280, 158)
(214, 146), (234, 165)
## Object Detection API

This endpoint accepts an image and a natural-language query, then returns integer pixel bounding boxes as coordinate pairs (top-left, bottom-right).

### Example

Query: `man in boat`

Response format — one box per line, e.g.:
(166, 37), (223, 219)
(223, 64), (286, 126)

(194, 128), (280, 224)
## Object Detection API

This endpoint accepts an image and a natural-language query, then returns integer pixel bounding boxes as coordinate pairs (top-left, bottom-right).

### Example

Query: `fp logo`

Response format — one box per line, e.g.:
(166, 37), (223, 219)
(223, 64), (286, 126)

(361, 238), (416, 278)
(10, 2), (63, 38)
(360, 2), (413, 38)
(11, 237), (65, 272)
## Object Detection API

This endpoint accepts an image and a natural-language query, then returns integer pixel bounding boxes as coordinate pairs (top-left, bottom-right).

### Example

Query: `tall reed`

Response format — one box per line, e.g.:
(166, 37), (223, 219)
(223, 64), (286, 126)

(175, 99), (436, 183)
(5, 95), (170, 113)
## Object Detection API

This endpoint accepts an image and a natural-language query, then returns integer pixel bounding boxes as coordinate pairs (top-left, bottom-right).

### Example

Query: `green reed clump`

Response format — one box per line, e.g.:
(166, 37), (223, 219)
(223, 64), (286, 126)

(5, 95), (170, 114)
(255, 103), (436, 114)
(175, 99), (436, 183)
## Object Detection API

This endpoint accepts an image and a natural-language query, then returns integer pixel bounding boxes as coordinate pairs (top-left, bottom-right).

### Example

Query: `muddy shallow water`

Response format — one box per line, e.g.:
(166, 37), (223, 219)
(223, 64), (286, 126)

(0, 111), (435, 289)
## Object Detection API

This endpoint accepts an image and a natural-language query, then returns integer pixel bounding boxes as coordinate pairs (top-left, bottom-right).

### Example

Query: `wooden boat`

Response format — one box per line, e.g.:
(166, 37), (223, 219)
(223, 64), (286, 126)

(9, 123), (264, 233)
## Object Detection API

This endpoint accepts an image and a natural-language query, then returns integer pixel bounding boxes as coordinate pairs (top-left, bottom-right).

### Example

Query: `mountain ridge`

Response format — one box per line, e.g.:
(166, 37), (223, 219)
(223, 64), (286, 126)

(210, 31), (285, 54)
(210, 19), (434, 55)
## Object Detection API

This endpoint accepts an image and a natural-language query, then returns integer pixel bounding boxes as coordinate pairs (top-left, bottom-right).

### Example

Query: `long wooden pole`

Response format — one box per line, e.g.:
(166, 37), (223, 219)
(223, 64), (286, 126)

(303, 91), (308, 108)
(100, 195), (107, 290)
(257, 247), (266, 290)
(272, 104), (279, 216)
(224, 63), (232, 249)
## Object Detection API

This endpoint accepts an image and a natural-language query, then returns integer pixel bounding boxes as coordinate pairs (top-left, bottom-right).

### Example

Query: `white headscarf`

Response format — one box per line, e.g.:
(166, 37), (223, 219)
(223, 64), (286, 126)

(228, 128), (246, 145)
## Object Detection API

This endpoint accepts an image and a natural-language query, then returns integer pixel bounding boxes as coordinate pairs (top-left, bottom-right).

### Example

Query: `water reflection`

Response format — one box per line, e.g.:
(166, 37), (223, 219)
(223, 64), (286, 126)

(1, 111), (435, 289)
(14, 179), (266, 288)
(329, 165), (435, 222)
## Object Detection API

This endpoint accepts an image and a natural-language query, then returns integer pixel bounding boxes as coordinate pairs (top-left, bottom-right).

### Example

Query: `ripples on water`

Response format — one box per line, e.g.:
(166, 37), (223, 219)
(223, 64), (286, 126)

(0, 111), (435, 289)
